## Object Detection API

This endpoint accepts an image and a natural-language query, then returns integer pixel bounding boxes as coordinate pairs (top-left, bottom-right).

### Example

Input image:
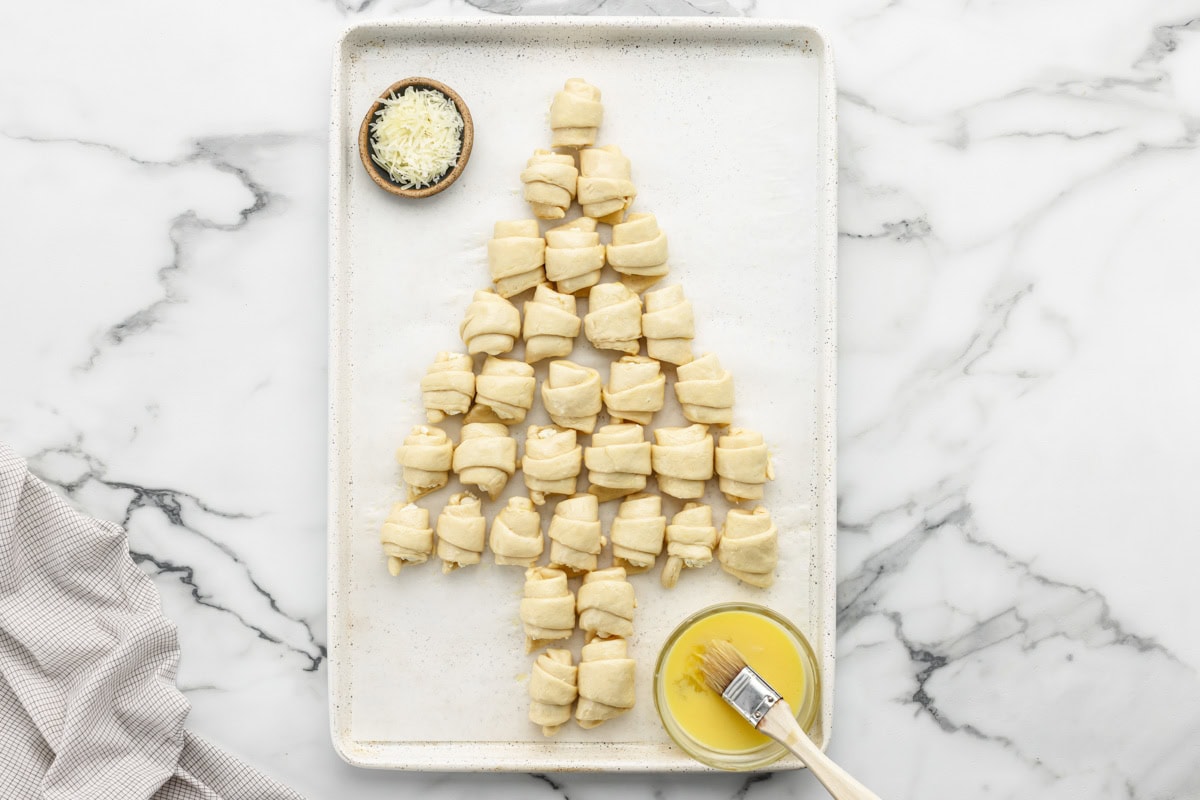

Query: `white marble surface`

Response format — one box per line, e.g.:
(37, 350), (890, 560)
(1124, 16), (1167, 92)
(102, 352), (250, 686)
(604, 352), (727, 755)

(2, 0), (1199, 797)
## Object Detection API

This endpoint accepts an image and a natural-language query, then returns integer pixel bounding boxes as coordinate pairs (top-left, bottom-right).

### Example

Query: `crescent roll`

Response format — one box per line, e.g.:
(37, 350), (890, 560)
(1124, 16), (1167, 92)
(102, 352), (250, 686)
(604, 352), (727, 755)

(607, 213), (669, 294)
(717, 506), (779, 588)
(488, 220), (546, 299)
(467, 356), (535, 425)
(460, 289), (521, 356)
(585, 423), (652, 501)
(379, 502), (434, 576)
(577, 145), (635, 224)
(436, 491), (486, 574)
(452, 422), (517, 500)
(716, 428), (775, 503)
(576, 637), (635, 729)
(641, 284), (694, 366)
(541, 360), (602, 434)
(651, 424), (714, 500)
(584, 283), (642, 355)
(521, 150), (578, 220)
(395, 424), (453, 501)
(674, 353), (734, 426)
(529, 649), (578, 736)
(550, 78), (603, 149)
(577, 567), (636, 641)
(522, 283), (581, 363)
(602, 355), (665, 426)
(548, 493), (605, 575)
(420, 351), (475, 423)
(545, 217), (604, 296)
(660, 502), (719, 590)
(490, 496), (544, 568)
(522, 424), (583, 506)
(610, 493), (666, 573)
(521, 566), (575, 652)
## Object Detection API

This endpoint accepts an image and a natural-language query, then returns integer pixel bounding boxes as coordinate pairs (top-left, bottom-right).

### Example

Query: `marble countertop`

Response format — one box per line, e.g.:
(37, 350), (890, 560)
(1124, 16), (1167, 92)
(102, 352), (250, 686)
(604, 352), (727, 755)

(3, 0), (1198, 797)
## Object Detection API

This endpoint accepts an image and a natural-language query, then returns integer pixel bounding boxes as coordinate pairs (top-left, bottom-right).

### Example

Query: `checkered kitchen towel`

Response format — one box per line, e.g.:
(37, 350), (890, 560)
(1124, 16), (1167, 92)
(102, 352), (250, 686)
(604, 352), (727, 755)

(0, 442), (304, 800)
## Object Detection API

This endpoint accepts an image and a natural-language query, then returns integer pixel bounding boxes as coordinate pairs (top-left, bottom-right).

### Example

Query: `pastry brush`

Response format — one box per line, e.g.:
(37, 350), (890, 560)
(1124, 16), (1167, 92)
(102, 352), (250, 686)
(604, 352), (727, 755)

(700, 640), (881, 799)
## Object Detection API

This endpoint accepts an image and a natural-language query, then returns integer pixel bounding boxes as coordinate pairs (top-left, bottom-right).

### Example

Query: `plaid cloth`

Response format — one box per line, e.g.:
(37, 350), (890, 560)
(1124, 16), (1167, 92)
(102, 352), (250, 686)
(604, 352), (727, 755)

(0, 442), (304, 800)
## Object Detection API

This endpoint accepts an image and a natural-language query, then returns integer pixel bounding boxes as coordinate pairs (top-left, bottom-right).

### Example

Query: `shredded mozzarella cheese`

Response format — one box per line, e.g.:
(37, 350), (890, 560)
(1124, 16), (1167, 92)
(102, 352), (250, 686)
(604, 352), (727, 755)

(369, 87), (464, 189)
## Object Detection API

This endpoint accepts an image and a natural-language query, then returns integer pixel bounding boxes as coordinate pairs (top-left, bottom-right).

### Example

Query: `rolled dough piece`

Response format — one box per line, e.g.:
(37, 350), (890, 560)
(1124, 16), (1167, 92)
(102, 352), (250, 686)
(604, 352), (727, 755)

(468, 356), (535, 425)
(522, 424), (582, 506)
(452, 422), (517, 500)
(529, 649), (578, 737)
(577, 145), (635, 224)
(521, 149), (578, 220)
(522, 283), (581, 363)
(547, 493), (605, 575)
(489, 219), (546, 298)
(585, 423), (652, 501)
(541, 360), (602, 434)
(715, 428), (775, 503)
(584, 282), (642, 355)
(460, 289), (521, 356)
(575, 637), (635, 729)
(379, 502), (433, 576)
(602, 355), (665, 426)
(717, 506), (778, 588)
(419, 351), (475, 423)
(610, 493), (666, 574)
(660, 502), (719, 590)
(550, 78), (603, 149)
(674, 353), (734, 426)
(395, 424), (453, 502)
(520, 566), (576, 652)
(607, 213), (669, 294)
(651, 424), (714, 500)
(490, 496), (544, 568)
(545, 217), (604, 296)
(641, 284), (694, 366)
(577, 566), (636, 641)
(436, 491), (486, 574)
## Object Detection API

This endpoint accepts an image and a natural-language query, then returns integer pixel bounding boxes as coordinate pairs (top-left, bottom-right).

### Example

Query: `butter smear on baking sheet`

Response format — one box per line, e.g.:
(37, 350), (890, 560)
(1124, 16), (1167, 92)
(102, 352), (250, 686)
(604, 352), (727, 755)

(370, 87), (464, 189)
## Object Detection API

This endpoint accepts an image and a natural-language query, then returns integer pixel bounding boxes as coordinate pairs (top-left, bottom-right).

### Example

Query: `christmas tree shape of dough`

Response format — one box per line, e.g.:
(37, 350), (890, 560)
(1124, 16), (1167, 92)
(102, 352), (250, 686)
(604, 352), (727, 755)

(392, 77), (781, 580)
(383, 76), (804, 746)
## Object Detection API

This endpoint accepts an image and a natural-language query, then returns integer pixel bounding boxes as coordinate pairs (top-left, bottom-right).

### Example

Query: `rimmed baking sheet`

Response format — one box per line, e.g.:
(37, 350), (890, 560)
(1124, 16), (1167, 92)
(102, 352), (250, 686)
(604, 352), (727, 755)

(328, 17), (837, 771)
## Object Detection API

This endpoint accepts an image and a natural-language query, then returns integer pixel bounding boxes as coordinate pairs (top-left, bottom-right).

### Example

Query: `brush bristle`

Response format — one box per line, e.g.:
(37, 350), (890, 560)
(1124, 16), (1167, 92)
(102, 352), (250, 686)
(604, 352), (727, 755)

(700, 639), (749, 695)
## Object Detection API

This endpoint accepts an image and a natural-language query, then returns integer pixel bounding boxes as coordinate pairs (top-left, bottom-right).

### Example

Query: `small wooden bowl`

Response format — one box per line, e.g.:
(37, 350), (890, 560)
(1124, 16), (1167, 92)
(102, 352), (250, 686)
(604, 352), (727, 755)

(358, 77), (474, 199)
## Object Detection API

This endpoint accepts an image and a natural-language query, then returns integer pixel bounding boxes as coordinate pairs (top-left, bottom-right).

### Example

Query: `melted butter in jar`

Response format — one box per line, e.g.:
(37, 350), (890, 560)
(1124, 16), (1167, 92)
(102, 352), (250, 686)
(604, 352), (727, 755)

(654, 603), (820, 769)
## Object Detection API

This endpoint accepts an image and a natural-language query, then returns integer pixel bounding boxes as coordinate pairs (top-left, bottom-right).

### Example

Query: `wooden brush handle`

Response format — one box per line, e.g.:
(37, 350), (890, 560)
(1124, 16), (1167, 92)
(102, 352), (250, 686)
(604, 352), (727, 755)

(758, 701), (881, 800)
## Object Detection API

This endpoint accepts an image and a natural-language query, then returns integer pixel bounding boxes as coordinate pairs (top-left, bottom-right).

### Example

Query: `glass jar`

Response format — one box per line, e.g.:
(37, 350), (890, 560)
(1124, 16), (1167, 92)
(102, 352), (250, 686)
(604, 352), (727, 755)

(653, 602), (821, 770)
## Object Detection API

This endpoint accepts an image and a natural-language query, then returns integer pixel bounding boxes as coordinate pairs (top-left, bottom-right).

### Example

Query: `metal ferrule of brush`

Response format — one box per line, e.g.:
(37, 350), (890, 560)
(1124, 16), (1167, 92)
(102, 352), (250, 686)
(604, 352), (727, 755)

(721, 665), (780, 727)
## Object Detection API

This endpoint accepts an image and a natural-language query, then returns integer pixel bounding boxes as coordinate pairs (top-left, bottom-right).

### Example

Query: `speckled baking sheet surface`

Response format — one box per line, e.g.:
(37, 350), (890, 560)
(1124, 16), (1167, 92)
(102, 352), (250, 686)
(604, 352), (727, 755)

(328, 17), (836, 771)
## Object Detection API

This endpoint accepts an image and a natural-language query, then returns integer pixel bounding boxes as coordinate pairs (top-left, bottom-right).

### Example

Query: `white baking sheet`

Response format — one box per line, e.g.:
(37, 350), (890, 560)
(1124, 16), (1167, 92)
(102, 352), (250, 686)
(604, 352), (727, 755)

(328, 17), (837, 772)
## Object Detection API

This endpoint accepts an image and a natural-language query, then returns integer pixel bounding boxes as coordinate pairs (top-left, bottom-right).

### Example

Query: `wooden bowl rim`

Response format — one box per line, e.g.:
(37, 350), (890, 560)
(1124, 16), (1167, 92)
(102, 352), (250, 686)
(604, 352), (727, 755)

(357, 77), (474, 200)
